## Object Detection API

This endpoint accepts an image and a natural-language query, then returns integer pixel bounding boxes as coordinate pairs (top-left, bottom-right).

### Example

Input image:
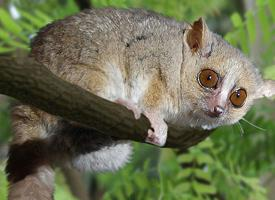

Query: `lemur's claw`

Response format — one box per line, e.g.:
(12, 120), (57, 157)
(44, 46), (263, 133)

(115, 98), (168, 146)
(144, 112), (168, 147)
(145, 128), (167, 146)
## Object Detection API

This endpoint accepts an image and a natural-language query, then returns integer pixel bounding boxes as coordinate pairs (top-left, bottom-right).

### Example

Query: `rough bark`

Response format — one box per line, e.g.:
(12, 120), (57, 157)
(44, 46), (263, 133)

(0, 55), (211, 148)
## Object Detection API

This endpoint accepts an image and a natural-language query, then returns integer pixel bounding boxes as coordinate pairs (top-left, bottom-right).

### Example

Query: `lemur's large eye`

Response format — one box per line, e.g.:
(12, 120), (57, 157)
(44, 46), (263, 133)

(198, 69), (219, 89)
(230, 88), (247, 108)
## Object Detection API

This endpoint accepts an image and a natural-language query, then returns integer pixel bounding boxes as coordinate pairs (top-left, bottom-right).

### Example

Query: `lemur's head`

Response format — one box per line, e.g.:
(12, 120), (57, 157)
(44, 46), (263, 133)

(181, 18), (275, 130)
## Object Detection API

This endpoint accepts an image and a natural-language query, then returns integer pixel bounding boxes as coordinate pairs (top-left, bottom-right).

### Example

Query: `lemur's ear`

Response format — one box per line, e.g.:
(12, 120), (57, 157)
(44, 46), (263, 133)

(257, 80), (275, 99)
(186, 18), (212, 55)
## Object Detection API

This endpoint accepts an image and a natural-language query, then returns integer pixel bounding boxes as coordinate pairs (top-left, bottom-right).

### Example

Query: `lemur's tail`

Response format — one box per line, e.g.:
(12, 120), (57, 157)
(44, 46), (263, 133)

(6, 105), (56, 200)
(5, 104), (120, 199)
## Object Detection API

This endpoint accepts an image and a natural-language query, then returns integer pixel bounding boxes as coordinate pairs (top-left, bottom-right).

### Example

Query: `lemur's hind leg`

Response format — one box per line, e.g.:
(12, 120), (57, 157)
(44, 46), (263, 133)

(55, 64), (133, 172)
(52, 119), (133, 172)
(71, 141), (132, 172)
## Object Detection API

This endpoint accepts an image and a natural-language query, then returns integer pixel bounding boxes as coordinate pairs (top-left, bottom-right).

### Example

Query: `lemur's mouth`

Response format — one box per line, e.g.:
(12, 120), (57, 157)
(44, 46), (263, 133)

(205, 111), (221, 118)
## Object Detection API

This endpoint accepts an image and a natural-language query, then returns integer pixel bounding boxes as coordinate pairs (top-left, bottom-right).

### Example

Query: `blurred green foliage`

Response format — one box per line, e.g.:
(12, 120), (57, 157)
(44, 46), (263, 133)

(92, 0), (226, 21)
(225, 0), (275, 65)
(54, 169), (78, 200)
(0, 0), (226, 53)
(0, 0), (275, 199)
(0, 162), (8, 200)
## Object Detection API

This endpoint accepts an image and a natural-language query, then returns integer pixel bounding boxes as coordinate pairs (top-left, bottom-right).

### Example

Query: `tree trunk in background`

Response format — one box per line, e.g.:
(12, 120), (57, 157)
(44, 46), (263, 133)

(243, 0), (262, 65)
(62, 167), (90, 200)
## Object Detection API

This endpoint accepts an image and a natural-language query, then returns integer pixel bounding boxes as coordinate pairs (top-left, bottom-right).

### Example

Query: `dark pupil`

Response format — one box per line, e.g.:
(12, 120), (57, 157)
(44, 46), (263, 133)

(207, 75), (212, 81)
(236, 92), (240, 98)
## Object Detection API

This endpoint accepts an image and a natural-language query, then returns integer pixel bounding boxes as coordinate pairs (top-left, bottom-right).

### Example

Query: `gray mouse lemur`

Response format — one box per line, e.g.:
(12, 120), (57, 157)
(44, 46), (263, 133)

(6, 8), (275, 191)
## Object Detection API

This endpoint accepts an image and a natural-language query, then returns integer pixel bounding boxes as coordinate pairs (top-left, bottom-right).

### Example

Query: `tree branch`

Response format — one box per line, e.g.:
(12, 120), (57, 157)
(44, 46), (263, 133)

(0, 55), (211, 149)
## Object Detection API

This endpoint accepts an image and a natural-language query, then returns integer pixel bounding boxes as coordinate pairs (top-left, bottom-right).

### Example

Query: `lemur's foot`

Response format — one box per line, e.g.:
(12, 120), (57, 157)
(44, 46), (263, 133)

(115, 99), (168, 146)
(115, 98), (141, 119)
(144, 111), (168, 147)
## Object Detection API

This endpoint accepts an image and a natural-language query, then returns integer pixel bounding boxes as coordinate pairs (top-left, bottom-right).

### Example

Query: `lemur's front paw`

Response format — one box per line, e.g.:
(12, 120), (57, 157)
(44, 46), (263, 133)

(115, 98), (141, 119)
(144, 112), (168, 146)
(115, 99), (168, 146)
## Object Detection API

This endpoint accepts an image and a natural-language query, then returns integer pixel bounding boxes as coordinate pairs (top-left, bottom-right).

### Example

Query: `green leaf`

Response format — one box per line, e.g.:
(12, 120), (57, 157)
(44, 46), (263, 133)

(124, 180), (134, 197)
(0, 163), (8, 199)
(231, 13), (243, 28)
(197, 139), (213, 149)
(228, 13), (249, 54)
(177, 154), (194, 163)
(0, 8), (28, 42)
(173, 183), (191, 193)
(245, 11), (256, 44)
(0, 8), (22, 36)
(114, 189), (126, 200)
(20, 10), (47, 28)
(5, 40), (29, 49)
(0, 46), (15, 53)
(0, 29), (11, 42)
(134, 173), (147, 189)
(239, 27), (249, 54)
(18, 21), (35, 32)
(54, 170), (78, 200)
(177, 168), (193, 180)
(34, 10), (52, 24)
(256, 0), (267, 7)
(268, 0), (275, 21)
(196, 154), (214, 165)
(194, 169), (211, 182)
(192, 182), (217, 195)
(224, 32), (238, 46)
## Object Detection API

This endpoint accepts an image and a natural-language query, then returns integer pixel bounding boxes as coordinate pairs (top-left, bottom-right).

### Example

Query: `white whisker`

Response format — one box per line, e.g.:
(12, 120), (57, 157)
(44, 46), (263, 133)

(237, 121), (244, 136)
(241, 118), (266, 132)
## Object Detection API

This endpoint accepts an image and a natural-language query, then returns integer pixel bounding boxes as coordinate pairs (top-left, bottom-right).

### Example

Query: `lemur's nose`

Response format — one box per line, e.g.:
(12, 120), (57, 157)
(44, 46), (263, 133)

(208, 105), (224, 118)
(213, 105), (224, 116)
